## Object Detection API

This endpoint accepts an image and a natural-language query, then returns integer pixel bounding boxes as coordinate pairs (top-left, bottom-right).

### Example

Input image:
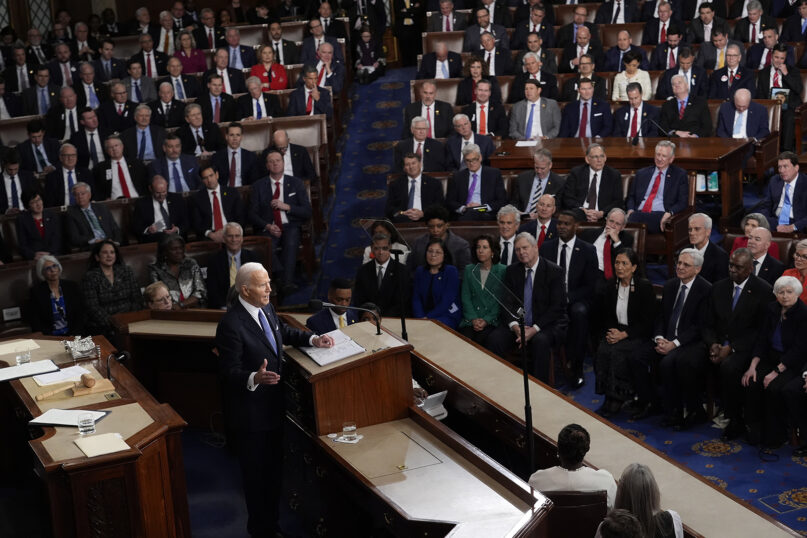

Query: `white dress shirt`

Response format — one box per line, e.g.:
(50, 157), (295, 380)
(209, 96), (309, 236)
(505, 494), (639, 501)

(3, 173), (23, 209)
(205, 185), (229, 233)
(582, 167), (602, 209)
(270, 177), (289, 224)
(110, 158), (139, 199)
(151, 197), (171, 230)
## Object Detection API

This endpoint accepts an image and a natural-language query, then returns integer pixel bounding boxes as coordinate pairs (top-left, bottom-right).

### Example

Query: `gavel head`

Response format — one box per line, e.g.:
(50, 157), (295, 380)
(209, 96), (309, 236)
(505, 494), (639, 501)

(81, 374), (96, 388)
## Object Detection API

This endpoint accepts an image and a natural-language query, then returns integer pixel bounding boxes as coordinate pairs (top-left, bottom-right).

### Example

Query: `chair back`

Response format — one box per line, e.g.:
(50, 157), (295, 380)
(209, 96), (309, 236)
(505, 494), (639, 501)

(544, 489), (608, 538)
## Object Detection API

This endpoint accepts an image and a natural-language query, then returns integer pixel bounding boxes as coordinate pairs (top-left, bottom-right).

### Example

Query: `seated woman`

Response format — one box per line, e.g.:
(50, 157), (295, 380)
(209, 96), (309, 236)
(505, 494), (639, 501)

(412, 238), (462, 329)
(742, 275), (807, 448)
(250, 44), (288, 91)
(16, 190), (63, 260)
(459, 234), (505, 345)
(81, 240), (143, 339)
(148, 235), (206, 309)
(730, 212), (779, 259)
(28, 255), (85, 336)
(783, 239), (807, 304)
(595, 248), (656, 418)
(455, 56), (503, 106)
(174, 30), (207, 73)
(528, 424), (617, 509)
(611, 51), (652, 101)
(143, 281), (174, 311)
(361, 220), (410, 265)
(355, 26), (386, 84)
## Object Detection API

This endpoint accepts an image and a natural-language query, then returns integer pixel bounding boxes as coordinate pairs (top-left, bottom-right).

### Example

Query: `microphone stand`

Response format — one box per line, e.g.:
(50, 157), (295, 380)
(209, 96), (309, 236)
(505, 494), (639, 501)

(391, 249), (408, 341)
(309, 300), (382, 335)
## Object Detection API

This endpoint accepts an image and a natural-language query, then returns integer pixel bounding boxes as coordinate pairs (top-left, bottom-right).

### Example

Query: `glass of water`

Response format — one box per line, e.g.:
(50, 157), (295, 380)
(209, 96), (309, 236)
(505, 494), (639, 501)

(15, 348), (31, 365)
(77, 413), (96, 436)
(341, 421), (358, 442)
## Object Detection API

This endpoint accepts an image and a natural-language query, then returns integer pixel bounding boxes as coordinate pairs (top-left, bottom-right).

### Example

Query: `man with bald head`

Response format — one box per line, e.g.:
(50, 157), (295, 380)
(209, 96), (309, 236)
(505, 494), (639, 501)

(604, 30), (649, 72)
(45, 86), (79, 141)
(556, 5), (600, 49)
(747, 227), (784, 285)
(707, 44), (755, 100)
(402, 80), (454, 139)
(659, 74), (712, 137)
(299, 41), (345, 94)
(715, 88), (769, 141)
(560, 26), (604, 73)
(417, 42), (462, 79)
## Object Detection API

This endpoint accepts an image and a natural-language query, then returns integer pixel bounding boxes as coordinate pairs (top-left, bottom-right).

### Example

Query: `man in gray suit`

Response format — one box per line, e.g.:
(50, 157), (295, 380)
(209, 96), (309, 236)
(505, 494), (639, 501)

(427, 0), (468, 32)
(695, 29), (745, 70)
(509, 79), (561, 140)
(122, 59), (157, 104)
(510, 148), (566, 215)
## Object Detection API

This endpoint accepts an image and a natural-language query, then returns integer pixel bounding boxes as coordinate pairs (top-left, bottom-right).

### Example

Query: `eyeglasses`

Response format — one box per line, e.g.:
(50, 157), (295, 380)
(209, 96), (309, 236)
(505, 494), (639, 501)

(152, 295), (172, 304)
(794, 252), (807, 260)
(44, 264), (60, 271)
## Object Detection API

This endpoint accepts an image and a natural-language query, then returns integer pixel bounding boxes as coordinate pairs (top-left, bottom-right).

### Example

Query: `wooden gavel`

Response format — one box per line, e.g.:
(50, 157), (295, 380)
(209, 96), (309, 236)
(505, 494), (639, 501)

(35, 374), (96, 401)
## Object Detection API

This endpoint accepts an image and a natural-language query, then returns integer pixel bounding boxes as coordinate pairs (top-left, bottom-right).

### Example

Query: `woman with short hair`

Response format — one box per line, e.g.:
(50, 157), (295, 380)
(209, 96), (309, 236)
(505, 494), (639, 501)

(28, 255), (85, 336)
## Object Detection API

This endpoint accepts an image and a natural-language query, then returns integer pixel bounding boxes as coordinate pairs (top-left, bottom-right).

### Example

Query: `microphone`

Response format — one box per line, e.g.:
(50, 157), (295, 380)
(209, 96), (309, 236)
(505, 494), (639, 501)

(308, 300), (382, 335)
(106, 350), (130, 380)
(646, 115), (672, 137)
(390, 248), (405, 255)
(630, 116), (652, 146)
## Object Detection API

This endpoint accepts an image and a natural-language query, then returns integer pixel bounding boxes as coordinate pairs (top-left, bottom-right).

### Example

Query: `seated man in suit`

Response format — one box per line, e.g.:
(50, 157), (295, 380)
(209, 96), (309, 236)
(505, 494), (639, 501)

(122, 59), (156, 104)
(780, 0), (807, 42)
(45, 86), (80, 142)
(299, 18), (345, 66)
(132, 175), (188, 243)
(614, 82), (661, 138)
(163, 57), (201, 100)
(149, 81), (186, 128)
(74, 62), (106, 110)
(686, 2), (730, 44)
(626, 140), (689, 232)
(539, 210), (598, 388)
(0, 151), (36, 214)
(605, 30), (649, 72)
(463, 6), (510, 52)
(354, 232), (409, 317)
(509, 80), (561, 141)
(427, 0), (468, 32)
(24, 67), (60, 117)
(642, 2), (677, 45)
(655, 47), (707, 99)
(560, 56), (608, 103)
(560, 143), (624, 223)
(268, 22), (299, 66)
(132, 34), (168, 78)
(248, 149), (312, 294)
(417, 41), (463, 80)
(385, 152), (444, 223)
(211, 122), (260, 187)
(695, 29), (745, 70)
(18, 119), (59, 176)
(307, 278), (360, 333)
(238, 76), (282, 120)
(445, 113), (495, 171)
(734, 1), (776, 43)
(659, 74), (712, 137)
(65, 181), (121, 249)
(558, 78), (613, 138)
(560, 27), (604, 74)
(93, 134), (148, 200)
(486, 231), (568, 382)
(556, 5), (599, 49)
(97, 81), (136, 133)
(407, 204), (472, 275)
(200, 74), (239, 124)
(759, 152), (807, 233)
(205, 222), (258, 309)
(193, 8), (226, 50)
(509, 52), (559, 103)
(204, 48), (247, 95)
(715, 88), (770, 142)
(748, 226), (785, 285)
(70, 107), (108, 170)
(177, 102), (226, 157)
(649, 25), (685, 71)
(513, 6), (556, 51)
(596, 0), (639, 23)
(511, 148), (565, 216)
(286, 65), (334, 118)
(258, 129), (317, 182)
(688, 212), (729, 283)
(4, 45), (35, 94)
(751, 28), (795, 69)
(514, 31), (557, 75)
(707, 44), (756, 100)
(148, 133), (201, 192)
(47, 43), (78, 88)
(461, 79), (507, 137)
(497, 205), (522, 266)
(402, 80), (453, 139)
(579, 207), (634, 281)
(190, 164), (244, 243)
(300, 41), (346, 95)
(518, 193), (557, 246)
(121, 104), (165, 163)
(760, 45), (802, 152)
(446, 143), (507, 221)
(478, 32), (512, 77)
(224, 27), (257, 70)
(44, 143), (93, 208)
(393, 116), (446, 173)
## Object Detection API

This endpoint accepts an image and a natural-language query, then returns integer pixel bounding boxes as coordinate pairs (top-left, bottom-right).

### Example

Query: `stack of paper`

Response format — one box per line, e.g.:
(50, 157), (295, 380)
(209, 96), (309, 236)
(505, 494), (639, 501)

(33, 365), (90, 386)
(30, 408), (107, 427)
(0, 360), (58, 382)
(301, 329), (366, 367)
(74, 433), (130, 458)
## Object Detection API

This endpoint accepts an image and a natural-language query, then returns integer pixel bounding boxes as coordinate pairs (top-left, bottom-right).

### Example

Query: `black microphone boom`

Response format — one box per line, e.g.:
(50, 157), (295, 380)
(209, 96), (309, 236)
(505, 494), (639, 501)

(308, 300), (382, 335)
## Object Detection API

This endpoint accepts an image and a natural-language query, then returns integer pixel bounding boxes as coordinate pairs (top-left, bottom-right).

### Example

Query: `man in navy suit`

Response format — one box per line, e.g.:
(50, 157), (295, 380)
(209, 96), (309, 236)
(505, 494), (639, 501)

(386, 152), (445, 222)
(248, 149), (312, 293)
(486, 231), (568, 383)
(461, 79), (507, 136)
(224, 28), (257, 69)
(216, 262), (332, 537)
(44, 143), (93, 207)
(426, 0), (469, 32)
(205, 223), (258, 309)
(204, 49), (247, 95)
(132, 175), (189, 243)
(614, 83), (661, 137)
(402, 81), (454, 139)
(595, 0), (640, 23)
(64, 181), (121, 248)
(539, 210), (598, 388)
(70, 108), (108, 170)
(478, 32), (512, 77)
(17, 120), (60, 175)
(93, 40), (128, 82)
(286, 66), (333, 118)
(0, 151), (36, 214)
(687, 212), (729, 284)
(648, 26), (685, 70)
(177, 103), (226, 156)
(416, 43), (463, 80)
(558, 78), (613, 137)
(162, 57), (202, 100)
(560, 143), (624, 223)
(759, 152), (807, 233)
(655, 47), (707, 99)
(707, 44), (755, 100)
(659, 74), (712, 136)
(512, 5), (555, 50)
(626, 140), (689, 232)
(307, 278), (361, 333)
(642, 2), (678, 45)
(47, 43), (78, 88)
(393, 117), (446, 173)
(131, 34), (169, 78)
(510, 148), (565, 215)
(257, 130), (317, 181)
(579, 208), (634, 281)
(779, 0), (807, 42)
(508, 52), (559, 103)
(237, 77), (282, 120)
(715, 89), (769, 145)
(354, 232), (410, 317)
(299, 19), (345, 65)
(212, 123), (260, 187)
(199, 74), (239, 124)
(559, 27), (604, 73)
(747, 227), (784, 285)
(746, 28), (795, 70)
(190, 164), (244, 241)
(149, 82), (186, 128)
(604, 30), (649, 72)
(446, 143), (507, 221)
(97, 81), (135, 133)
(641, 0), (684, 21)
(463, 7), (510, 52)
(444, 113), (495, 171)
(518, 194), (558, 246)
(93, 135), (149, 200)
(555, 5), (600, 49)
(148, 133), (201, 192)
(298, 41), (346, 94)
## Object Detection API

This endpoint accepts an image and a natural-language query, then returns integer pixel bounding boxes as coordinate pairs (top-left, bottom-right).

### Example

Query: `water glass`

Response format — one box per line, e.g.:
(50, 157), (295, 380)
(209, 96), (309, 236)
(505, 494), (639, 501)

(341, 421), (358, 442)
(15, 348), (31, 365)
(77, 413), (96, 436)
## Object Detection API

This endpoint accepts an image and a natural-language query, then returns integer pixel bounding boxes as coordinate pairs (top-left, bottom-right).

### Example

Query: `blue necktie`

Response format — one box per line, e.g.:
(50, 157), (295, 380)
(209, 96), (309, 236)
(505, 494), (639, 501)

(174, 78), (184, 99)
(10, 176), (19, 209)
(441, 62), (448, 78)
(39, 88), (48, 114)
(407, 178), (416, 209)
(802, 18), (807, 34)
(779, 183), (792, 226)
(67, 170), (75, 205)
(172, 162), (183, 192)
(89, 132), (98, 166)
(667, 284), (687, 339)
(524, 268), (533, 326)
(255, 99), (262, 119)
(89, 86), (99, 108)
(104, 61), (111, 79)
(68, 111), (76, 134)
(139, 130), (146, 160)
(134, 81), (142, 102)
(731, 284), (742, 310)
(525, 103), (535, 139)
(258, 309), (278, 355)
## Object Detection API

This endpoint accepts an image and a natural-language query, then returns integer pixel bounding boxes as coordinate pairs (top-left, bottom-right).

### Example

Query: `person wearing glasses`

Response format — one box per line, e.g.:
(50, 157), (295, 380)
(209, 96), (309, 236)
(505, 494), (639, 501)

(28, 255), (86, 336)
(148, 234), (207, 309)
(783, 239), (807, 305)
(143, 281), (174, 310)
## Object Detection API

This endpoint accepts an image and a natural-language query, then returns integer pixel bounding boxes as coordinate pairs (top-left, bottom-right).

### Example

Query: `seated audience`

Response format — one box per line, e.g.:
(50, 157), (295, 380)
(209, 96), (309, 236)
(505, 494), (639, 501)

(604, 464), (683, 538)
(412, 238), (462, 329)
(65, 182), (122, 249)
(28, 255), (85, 336)
(191, 164), (244, 241)
(362, 220), (410, 266)
(238, 76), (283, 120)
(604, 31), (648, 72)
(393, 116), (446, 173)
(149, 82), (186, 128)
(626, 141), (688, 233)
(205, 222), (259, 309)
(511, 149), (565, 215)
(509, 51), (558, 103)
(16, 190), (63, 260)
(144, 281), (174, 310)
(408, 205), (472, 275)
(1, 149), (36, 213)
(514, 30), (557, 74)
(707, 44), (755, 101)
(508, 79), (561, 140)
(212, 123), (261, 188)
(459, 234), (505, 345)
(649, 25), (684, 71)
(354, 232), (409, 317)
(445, 114), (495, 171)
(655, 47), (707, 100)
(150, 133), (201, 192)
(417, 41), (461, 81)
(17, 120), (59, 176)
(299, 42), (344, 95)
(783, 239), (807, 304)
(402, 80), (453, 139)
(386, 152), (444, 223)
(446, 143), (507, 221)
(164, 56), (202, 99)
(286, 65), (333, 118)
(204, 47), (247, 94)
(559, 26), (603, 73)
(461, 79), (507, 137)
(559, 54), (608, 102)
(580, 208), (633, 282)
(560, 143), (623, 223)
(307, 278), (359, 333)
(148, 234), (207, 309)
(250, 44), (287, 91)
(121, 105), (166, 163)
(611, 51), (652, 101)
(731, 212), (780, 259)
(614, 83), (660, 138)
(715, 89), (769, 145)
(747, 227), (784, 286)
(658, 75), (712, 137)
(759, 44), (801, 152)
(687, 213), (728, 283)
(519, 194), (558, 246)
(558, 78), (613, 138)
(94, 134), (148, 200)
(44, 143), (93, 208)
(759, 152), (807, 233)
(497, 205), (521, 266)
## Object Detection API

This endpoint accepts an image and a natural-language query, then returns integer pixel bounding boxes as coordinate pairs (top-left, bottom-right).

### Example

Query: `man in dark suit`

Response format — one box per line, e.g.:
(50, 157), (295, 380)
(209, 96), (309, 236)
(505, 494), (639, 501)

(595, 0), (639, 23)
(748, 227), (785, 285)
(93, 135), (149, 200)
(149, 82), (186, 128)
(317, 2), (347, 40)
(687, 3), (730, 43)
(4, 46), (36, 93)
(659, 74), (712, 137)
(386, 152), (445, 222)
(704, 248), (773, 440)
(758, 152), (807, 233)
(93, 40), (127, 82)
(205, 223), (258, 308)
(148, 133), (201, 192)
(64, 181), (121, 249)
(248, 149), (312, 293)
(733, 2), (776, 43)
(161, 57), (201, 100)
(479, 0), (512, 27)
(199, 74), (239, 124)
(354, 232), (409, 317)
(393, 117), (446, 173)
(682, 0), (727, 20)
(446, 143), (507, 221)
(45, 86), (80, 141)
(17, 119), (60, 176)
(559, 27), (604, 73)
(707, 44), (756, 100)
(445, 113), (495, 170)
(24, 28), (51, 64)
(224, 28), (257, 70)
(120, 105), (165, 163)
(177, 103), (226, 156)
(69, 108), (108, 170)
(640, 0), (684, 21)
(204, 49), (247, 95)
(0, 151), (36, 214)
(518, 194), (558, 246)
(687, 212), (729, 283)
(559, 56), (607, 101)
(461, 79), (507, 136)
(780, 0), (807, 41)
(22, 66), (59, 116)
(268, 22), (300, 65)
(193, 8), (226, 50)
(512, 5), (555, 49)
(508, 52), (559, 102)
(69, 22), (99, 62)
(655, 48), (708, 99)
(539, 211), (597, 388)
(648, 26), (685, 70)
(478, 32), (513, 77)
(642, 2), (677, 45)
(560, 143), (624, 223)
(169, 2), (196, 31)
(463, 7), (510, 52)
(47, 43), (78, 88)
(426, 0), (468, 31)
(44, 143), (93, 207)
(0, 78), (23, 118)
(487, 231), (568, 383)
(402, 81), (453, 139)
(747, 28), (795, 70)
(558, 79), (613, 137)
(238, 77), (283, 120)
(614, 83), (661, 137)
(496, 205), (522, 266)
(605, 31), (650, 72)
(715, 89), (769, 147)
(299, 19), (345, 65)
(131, 34), (168, 78)
(216, 262), (332, 537)
(307, 278), (361, 333)
(555, 5), (599, 49)
(258, 129), (317, 182)
(96, 81), (136, 133)
(579, 208), (634, 281)
(286, 66), (333, 118)
(298, 41), (346, 94)
(514, 32), (557, 74)
(190, 164), (244, 241)
(510, 148), (565, 215)
(212, 123), (260, 187)
(132, 175), (189, 243)
(626, 140), (689, 232)
(758, 45), (802, 152)
(416, 43), (463, 80)
(695, 30), (745, 70)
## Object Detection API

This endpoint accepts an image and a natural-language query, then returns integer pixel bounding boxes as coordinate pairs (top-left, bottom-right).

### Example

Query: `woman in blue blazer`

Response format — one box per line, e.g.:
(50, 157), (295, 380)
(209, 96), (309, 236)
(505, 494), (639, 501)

(459, 234), (506, 345)
(412, 238), (462, 329)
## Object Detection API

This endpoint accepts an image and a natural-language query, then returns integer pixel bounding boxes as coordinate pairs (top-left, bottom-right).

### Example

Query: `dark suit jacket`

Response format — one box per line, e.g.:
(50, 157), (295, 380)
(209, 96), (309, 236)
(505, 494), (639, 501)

(746, 43), (795, 70)
(655, 275), (712, 343)
(0, 92), (21, 117)
(499, 257), (568, 338)
(511, 171), (566, 213)
(457, 76), (504, 106)
(121, 125), (165, 162)
(780, 13), (807, 42)
(258, 143), (316, 180)
(17, 138), (60, 173)
(416, 51), (464, 80)
(190, 186), (244, 238)
(599, 277), (656, 338)
(703, 274), (772, 356)
(131, 192), (189, 242)
(27, 280), (85, 335)
(682, 0), (727, 20)
(728, 0), (771, 19)
(97, 100), (136, 132)
(511, 23), (555, 50)
(759, 173), (807, 231)
(461, 102), (508, 137)
(148, 155), (201, 191)
(559, 74), (608, 102)
(614, 103), (661, 137)
(595, 0), (640, 23)
(444, 134), (495, 170)
(25, 43), (52, 65)
(578, 226), (634, 276)
(756, 66), (802, 109)
(539, 238), (598, 306)
(655, 67), (708, 99)
(65, 202), (122, 249)
(156, 74), (202, 99)
(401, 100), (454, 138)
(642, 19), (681, 45)
(695, 41), (746, 69)
(299, 36), (345, 65)
(353, 259), (409, 317)
(44, 105), (80, 140)
(131, 50), (169, 77)
(687, 17), (730, 43)
(216, 300), (312, 431)
(555, 22), (600, 50)
(560, 44), (605, 73)
(733, 16), (776, 43)
(202, 68), (247, 94)
(92, 158), (149, 200)
(508, 72), (558, 102)
(694, 241), (730, 283)
(480, 46), (513, 76)
(192, 26), (226, 50)
(148, 99), (186, 128)
(626, 164), (689, 214)
(518, 218), (558, 241)
(463, 23), (510, 51)
(752, 300), (807, 370)
(0, 170), (36, 213)
(198, 92), (239, 124)
(47, 60), (78, 87)
(561, 164), (624, 214)
(236, 92), (283, 120)
(205, 248), (259, 309)
(43, 167), (93, 208)
(385, 174), (445, 221)
(306, 308), (360, 334)
(286, 85), (333, 118)
(69, 128), (110, 169)
(16, 209), (63, 259)
(558, 99), (613, 137)
(177, 123), (226, 155)
(426, 11), (469, 32)
(211, 147), (260, 186)
(446, 166), (507, 217)
(659, 95), (712, 137)
(3, 64), (36, 93)
(248, 175), (311, 233)
(92, 57), (128, 82)
(74, 81), (108, 109)
(271, 40), (300, 65)
(649, 43), (683, 71)
(707, 66), (756, 100)
(755, 255), (784, 286)
(604, 45), (650, 72)
(715, 100), (770, 139)
(393, 138), (446, 173)
(226, 45), (257, 69)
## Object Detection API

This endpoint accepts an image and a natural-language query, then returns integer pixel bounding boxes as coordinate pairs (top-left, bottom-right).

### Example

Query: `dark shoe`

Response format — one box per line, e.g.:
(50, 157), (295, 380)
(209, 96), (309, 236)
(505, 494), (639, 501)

(676, 409), (708, 431)
(631, 402), (662, 421)
(721, 421), (745, 441)
(568, 376), (585, 390)
(793, 445), (807, 457)
(661, 412), (684, 429)
(596, 398), (615, 417)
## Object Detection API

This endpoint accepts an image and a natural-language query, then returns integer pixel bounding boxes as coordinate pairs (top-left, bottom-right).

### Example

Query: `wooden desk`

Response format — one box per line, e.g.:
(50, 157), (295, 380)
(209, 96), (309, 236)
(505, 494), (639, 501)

(490, 138), (753, 225)
(0, 335), (190, 538)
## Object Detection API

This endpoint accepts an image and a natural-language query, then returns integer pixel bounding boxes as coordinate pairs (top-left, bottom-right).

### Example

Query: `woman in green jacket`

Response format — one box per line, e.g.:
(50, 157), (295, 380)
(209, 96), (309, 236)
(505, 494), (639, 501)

(460, 234), (506, 347)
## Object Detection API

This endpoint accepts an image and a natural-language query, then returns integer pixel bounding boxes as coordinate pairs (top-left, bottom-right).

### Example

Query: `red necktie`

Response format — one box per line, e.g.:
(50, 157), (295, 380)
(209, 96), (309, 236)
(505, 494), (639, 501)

(117, 161), (131, 198)
(728, 70), (734, 88)
(415, 142), (422, 156)
(773, 70), (781, 88)
(479, 104), (487, 134)
(630, 107), (639, 137)
(764, 50), (771, 67)
(214, 97), (221, 123)
(62, 63), (72, 85)
(603, 238), (613, 279)
(208, 29), (214, 49)
(751, 25), (756, 43)
(660, 23), (667, 43)
(272, 180), (283, 227)
(306, 91), (313, 114)
(578, 102), (588, 137)
(537, 224), (546, 247)
(668, 49), (675, 68)
(426, 105), (433, 137)
(678, 100), (685, 119)
(117, 104), (123, 115)
(642, 172), (662, 212)
(220, 71), (229, 93)
(445, 16), (450, 31)
(317, 65), (325, 85)
(229, 150), (237, 186)
(212, 191), (223, 230)
(146, 53), (153, 77)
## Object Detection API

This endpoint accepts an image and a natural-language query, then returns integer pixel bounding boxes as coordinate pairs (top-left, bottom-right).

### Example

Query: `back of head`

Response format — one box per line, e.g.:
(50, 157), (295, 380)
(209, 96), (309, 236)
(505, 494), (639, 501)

(557, 423), (590, 467)
(600, 509), (645, 538)
(614, 463), (661, 538)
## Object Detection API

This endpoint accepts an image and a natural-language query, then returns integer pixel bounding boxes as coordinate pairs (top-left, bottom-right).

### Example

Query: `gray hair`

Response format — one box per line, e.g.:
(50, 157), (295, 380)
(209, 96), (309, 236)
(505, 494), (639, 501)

(184, 102), (202, 116)
(656, 140), (676, 155)
(688, 212), (712, 230)
(796, 239), (807, 252)
(497, 204), (521, 223)
(534, 148), (553, 161)
(452, 113), (469, 125)
(670, 74), (687, 87)
(522, 51), (540, 64)
(234, 262), (266, 292)
(135, 103), (151, 114)
(678, 247), (704, 267)
(726, 43), (742, 56)
(78, 61), (94, 74)
(585, 143), (605, 156)
(411, 115), (427, 128)
(36, 255), (62, 281)
(158, 81), (174, 93)
(747, 0), (763, 10)
(774, 275), (803, 297)
(740, 212), (770, 231)
(515, 231), (537, 247)
(224, 221), (244, 235)
(607, 207), (627, 222)
(60, 142), (77, 155)
(72, 181), (91, 194)
(136, 7), (149, 17)
(461, 142), (481, 158)
(246, 76), (262, 87)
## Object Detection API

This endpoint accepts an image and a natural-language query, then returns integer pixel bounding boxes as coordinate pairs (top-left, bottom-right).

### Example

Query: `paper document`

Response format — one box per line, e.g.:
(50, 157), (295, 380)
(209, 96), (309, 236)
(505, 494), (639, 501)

(301, 329), (365, 366)
(515, 140), (538, 147)
(34, 365), (90, 386)
(30, 408), (108, 427)
(74, 432), (130, 458)
(0, 339), (40, 357)
(0, 360), (58, 382)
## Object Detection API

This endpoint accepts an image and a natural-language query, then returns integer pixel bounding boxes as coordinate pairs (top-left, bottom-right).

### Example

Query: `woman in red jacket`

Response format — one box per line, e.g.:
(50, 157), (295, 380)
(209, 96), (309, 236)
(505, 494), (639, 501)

(249, 45), (288, 91)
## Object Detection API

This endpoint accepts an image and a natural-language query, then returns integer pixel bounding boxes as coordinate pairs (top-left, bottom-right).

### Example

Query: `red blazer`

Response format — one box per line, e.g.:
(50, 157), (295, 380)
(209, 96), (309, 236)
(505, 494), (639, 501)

(250, 62), (288, 91)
